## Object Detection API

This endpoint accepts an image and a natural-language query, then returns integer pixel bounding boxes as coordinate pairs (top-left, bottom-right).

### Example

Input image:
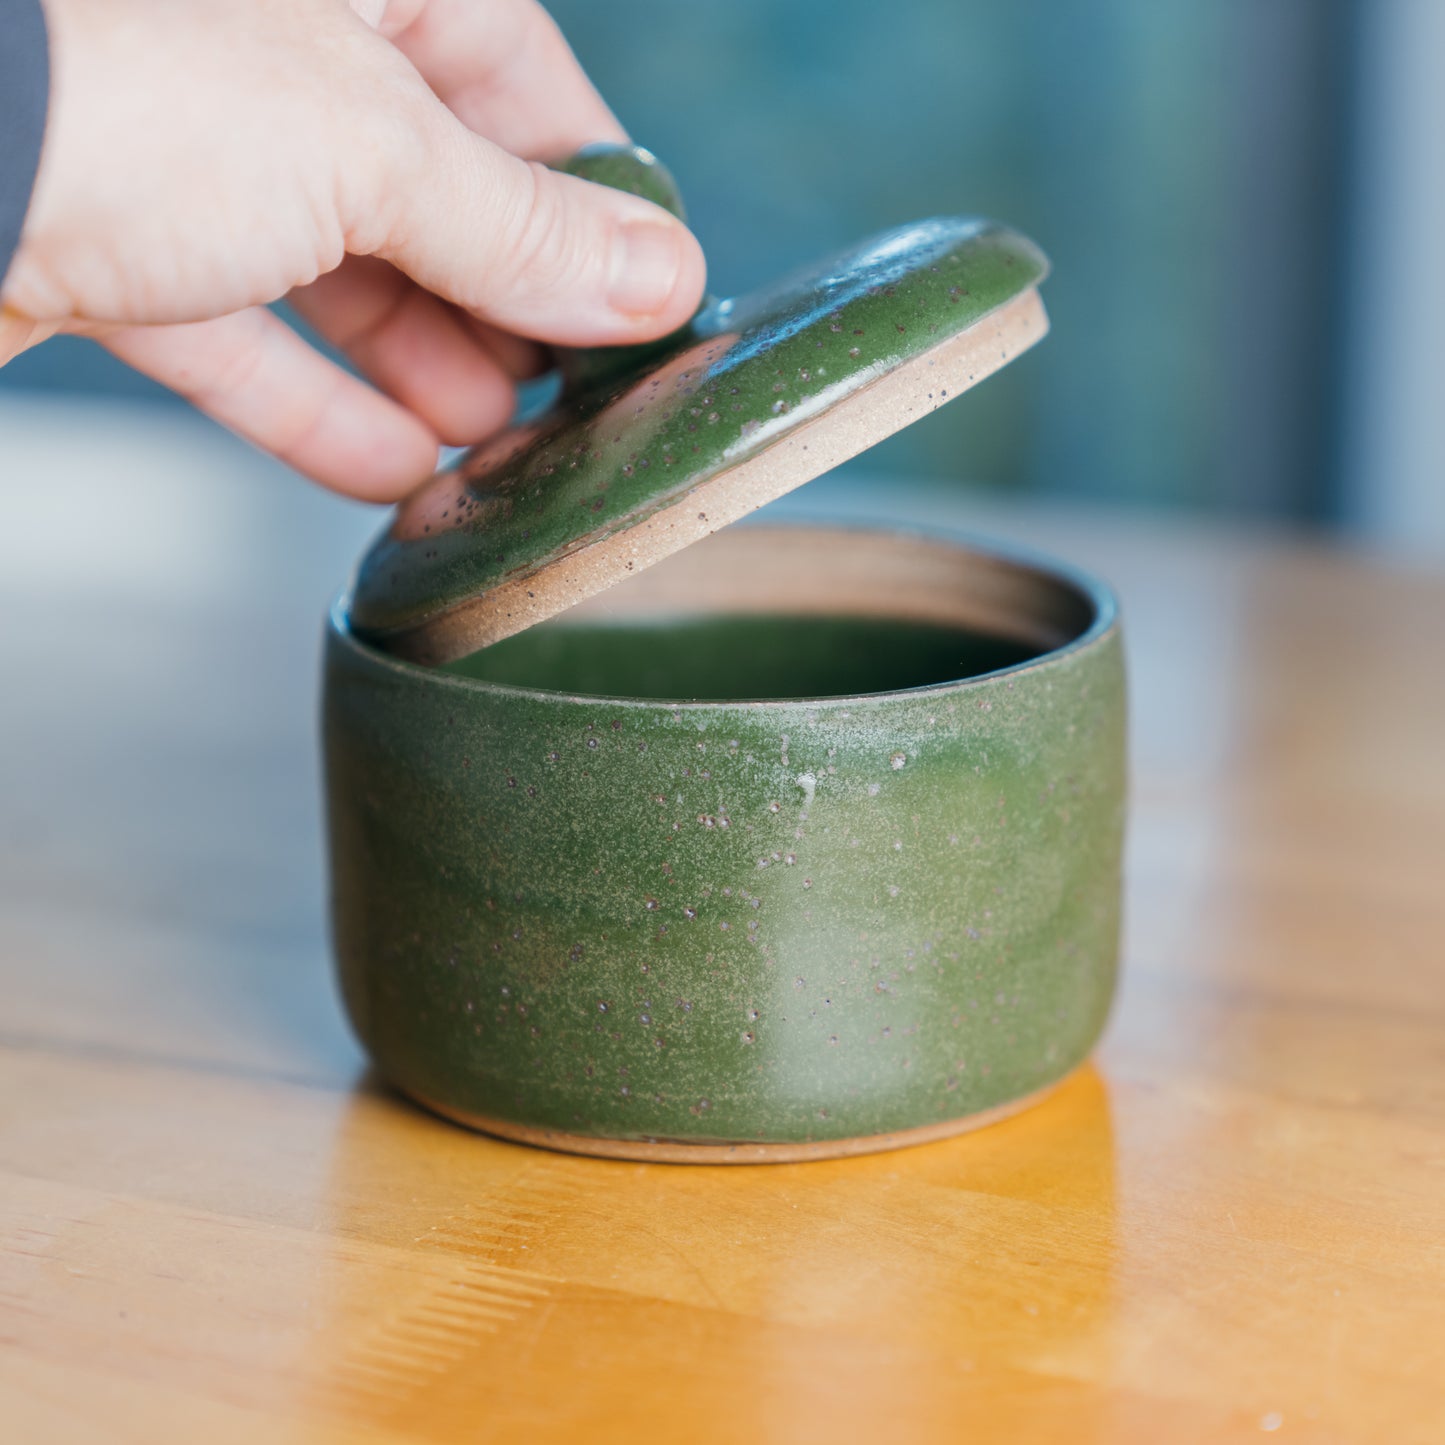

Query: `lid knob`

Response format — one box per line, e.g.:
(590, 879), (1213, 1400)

(556, 142), (687, 221)
(552, 144), (704, 396)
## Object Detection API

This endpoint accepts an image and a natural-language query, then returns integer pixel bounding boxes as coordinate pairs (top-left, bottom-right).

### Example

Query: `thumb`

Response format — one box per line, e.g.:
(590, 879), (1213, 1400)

(364, 117), (706, 348)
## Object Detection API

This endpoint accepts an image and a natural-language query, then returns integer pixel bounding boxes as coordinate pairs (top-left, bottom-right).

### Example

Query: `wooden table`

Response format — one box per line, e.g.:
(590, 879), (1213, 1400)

(2, 398), (1443, 1444)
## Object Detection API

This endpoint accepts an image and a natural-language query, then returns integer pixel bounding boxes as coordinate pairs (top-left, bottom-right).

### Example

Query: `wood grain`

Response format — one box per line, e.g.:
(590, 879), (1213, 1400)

(1, 399), (1443, 1444)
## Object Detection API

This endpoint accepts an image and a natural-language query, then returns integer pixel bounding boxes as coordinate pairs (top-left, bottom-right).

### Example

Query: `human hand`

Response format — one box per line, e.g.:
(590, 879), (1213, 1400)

(0, 0), (706, 499)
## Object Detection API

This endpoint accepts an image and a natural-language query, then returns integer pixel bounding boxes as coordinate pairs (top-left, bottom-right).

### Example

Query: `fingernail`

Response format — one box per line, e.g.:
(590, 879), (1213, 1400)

(608, 222), (683, 317)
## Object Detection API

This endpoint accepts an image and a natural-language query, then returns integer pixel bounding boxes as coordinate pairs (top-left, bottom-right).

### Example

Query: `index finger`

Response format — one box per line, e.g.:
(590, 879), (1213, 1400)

(388, 0), (628, 160)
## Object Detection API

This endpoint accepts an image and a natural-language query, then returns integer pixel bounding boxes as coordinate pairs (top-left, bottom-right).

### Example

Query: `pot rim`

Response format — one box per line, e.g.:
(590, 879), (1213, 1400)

(329, 519), (1120, 711)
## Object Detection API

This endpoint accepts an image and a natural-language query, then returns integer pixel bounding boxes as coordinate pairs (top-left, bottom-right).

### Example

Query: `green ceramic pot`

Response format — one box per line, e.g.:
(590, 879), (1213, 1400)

(324, 523), (1126, 1162)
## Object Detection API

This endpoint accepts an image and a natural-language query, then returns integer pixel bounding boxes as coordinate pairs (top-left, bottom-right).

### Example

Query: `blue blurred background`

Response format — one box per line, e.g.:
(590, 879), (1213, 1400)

(3, 0), (1441, 557)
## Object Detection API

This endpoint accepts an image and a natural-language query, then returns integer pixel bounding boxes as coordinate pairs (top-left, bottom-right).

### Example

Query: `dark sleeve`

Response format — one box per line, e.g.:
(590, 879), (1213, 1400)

(0, 0), (50, 288)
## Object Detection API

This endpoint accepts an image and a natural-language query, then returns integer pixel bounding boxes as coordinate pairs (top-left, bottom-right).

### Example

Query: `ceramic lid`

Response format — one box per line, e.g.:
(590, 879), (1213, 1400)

(348, 145), (1050, 665)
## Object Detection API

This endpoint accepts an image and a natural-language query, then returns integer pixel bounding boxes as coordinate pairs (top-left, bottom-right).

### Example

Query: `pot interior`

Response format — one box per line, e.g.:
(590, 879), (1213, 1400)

(436, 524), (1103, 703)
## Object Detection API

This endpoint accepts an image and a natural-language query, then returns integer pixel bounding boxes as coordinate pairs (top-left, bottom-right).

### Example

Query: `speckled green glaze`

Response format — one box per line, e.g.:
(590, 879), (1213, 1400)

(349, 170), (1047, 646)
(325, 532), (1125, 1151)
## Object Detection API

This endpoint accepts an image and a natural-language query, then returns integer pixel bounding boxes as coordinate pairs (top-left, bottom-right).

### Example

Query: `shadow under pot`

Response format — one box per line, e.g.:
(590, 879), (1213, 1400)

(323, 523), (1127, 1162)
